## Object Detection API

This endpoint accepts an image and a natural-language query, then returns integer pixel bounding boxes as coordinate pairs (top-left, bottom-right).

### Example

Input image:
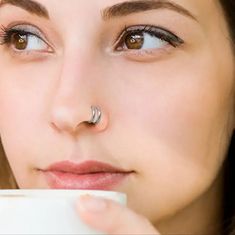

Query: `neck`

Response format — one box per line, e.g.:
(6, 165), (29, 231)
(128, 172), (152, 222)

(156, 171), (224, 235)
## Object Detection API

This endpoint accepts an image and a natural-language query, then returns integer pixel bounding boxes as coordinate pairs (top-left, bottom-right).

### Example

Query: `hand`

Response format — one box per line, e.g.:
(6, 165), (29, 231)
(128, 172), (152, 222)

(77, 195), (160, 235)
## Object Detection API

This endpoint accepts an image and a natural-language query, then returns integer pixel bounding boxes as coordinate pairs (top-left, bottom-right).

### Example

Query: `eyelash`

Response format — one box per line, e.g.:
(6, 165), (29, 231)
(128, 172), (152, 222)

(114, 24), (184, 50)
(0, 24), (184, 57)
(0, 25), (43, 47)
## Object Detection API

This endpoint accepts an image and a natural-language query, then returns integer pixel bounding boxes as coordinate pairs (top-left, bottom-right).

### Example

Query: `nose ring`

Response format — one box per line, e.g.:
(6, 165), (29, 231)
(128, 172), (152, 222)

(88, 106), (102, 125)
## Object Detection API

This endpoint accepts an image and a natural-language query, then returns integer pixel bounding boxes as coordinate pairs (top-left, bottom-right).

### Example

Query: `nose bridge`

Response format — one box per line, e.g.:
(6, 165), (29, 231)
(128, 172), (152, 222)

(50, 51), (94, 133)
(55, 51), (90, 104)
(53, 5), (99, 102)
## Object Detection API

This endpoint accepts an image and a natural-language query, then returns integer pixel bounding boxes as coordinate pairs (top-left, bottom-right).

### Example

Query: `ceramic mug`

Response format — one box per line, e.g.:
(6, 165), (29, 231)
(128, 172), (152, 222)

(0, 189), (126, 234)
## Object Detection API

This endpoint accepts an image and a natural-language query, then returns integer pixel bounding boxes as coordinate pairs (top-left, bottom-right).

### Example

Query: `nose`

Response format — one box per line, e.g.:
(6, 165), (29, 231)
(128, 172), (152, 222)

(51, 104), (92, 133)
(50, 55), (100, 134)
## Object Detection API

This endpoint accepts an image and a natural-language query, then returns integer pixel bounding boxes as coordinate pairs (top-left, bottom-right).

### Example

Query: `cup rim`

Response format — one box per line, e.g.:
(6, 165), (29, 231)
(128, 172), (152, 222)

(0, 189), (126, 198)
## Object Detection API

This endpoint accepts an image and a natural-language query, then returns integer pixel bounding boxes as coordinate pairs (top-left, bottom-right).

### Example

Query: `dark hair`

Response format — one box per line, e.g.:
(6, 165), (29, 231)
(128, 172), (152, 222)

(220, 0), (235, 47)
(219, 1), (235, 234)
(223, 132), (235, 235)
(220, 0), (235, 42)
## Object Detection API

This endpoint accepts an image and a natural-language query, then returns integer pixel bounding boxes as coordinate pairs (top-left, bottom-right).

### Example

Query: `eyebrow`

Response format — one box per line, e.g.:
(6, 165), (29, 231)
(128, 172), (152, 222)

(0, 0), (49, 19)
(0, 0), (196, 23)
(102, 0), (197, 21)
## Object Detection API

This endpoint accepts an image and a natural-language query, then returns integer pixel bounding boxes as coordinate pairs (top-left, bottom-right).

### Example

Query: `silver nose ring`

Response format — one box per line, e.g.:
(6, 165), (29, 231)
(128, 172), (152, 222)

(88, 106), (102, 125)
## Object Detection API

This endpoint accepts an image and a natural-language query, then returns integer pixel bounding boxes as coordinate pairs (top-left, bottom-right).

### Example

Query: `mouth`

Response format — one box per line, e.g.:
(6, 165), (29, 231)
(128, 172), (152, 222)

(39, 160), (134, 190)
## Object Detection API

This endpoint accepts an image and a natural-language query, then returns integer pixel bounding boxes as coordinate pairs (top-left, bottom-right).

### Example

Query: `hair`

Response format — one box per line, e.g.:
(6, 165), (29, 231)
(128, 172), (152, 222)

(0, 0), (234, 234)
(218, 1), (235, 235)
(0, 141), (18, 188)
(219, 0), (235, 42)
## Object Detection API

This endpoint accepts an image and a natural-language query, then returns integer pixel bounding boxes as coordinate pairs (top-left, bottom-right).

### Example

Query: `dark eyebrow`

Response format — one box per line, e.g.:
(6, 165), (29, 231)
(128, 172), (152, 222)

(102, 0), (197, 21)
(0, 0), (49, 19)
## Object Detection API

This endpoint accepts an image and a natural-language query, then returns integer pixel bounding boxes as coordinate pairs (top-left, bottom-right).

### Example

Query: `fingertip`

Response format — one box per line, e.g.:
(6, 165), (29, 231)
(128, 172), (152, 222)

(76, 195), (109, 231)
(77, 194), (108, 213)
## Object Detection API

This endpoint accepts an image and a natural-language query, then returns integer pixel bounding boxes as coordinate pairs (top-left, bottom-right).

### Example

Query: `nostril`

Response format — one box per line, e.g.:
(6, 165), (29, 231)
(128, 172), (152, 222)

(50, 107), (89, 133)
(50, 105), (108, 133)
(50, 122), (62, 132)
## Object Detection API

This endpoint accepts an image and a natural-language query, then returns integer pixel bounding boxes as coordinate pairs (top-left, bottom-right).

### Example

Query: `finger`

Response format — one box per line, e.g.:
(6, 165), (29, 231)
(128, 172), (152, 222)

(77, 195), (160, 235)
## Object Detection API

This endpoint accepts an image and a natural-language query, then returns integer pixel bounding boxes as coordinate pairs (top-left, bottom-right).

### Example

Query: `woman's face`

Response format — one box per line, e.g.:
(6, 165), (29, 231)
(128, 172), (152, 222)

(0, 0), (234, 225)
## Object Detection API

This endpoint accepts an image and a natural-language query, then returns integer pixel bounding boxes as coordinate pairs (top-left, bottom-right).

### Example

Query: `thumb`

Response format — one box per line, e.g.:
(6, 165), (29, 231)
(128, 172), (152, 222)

(77, 195), (160, 235)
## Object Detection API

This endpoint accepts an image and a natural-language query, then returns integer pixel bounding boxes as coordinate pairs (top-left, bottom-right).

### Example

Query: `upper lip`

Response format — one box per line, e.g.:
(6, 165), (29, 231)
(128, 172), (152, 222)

(42, 160), (132, 175)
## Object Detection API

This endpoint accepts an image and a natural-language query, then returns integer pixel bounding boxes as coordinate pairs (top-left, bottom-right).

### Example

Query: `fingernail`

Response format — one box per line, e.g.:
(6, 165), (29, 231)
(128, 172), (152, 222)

(79, 195), (107, 213)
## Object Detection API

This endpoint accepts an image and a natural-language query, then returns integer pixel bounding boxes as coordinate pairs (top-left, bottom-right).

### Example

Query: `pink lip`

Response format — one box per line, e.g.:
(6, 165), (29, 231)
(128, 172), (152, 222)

(40, 160), (133, 190)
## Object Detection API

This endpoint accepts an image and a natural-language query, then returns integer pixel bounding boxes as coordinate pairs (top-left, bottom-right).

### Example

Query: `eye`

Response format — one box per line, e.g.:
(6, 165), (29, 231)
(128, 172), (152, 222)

(10, 31), (48, 51)
(115, 25), (184, 52)
(124, 32), (167, 50)
(0, 24), (52, 53)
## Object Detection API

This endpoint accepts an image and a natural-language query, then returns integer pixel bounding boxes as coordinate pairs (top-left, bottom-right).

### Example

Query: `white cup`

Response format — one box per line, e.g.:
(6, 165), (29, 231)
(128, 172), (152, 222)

(0, 190), (126, 234)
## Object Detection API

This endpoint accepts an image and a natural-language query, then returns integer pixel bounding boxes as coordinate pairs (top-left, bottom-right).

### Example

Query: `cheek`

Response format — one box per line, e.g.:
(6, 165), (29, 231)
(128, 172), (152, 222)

(111, 66), (227, 160)
(0, 62), (56, 175)
(103, 60), (232, 217)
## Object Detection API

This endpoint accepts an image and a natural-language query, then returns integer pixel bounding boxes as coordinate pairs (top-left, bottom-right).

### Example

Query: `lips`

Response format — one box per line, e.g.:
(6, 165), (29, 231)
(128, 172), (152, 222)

(41, 160), (133, 190)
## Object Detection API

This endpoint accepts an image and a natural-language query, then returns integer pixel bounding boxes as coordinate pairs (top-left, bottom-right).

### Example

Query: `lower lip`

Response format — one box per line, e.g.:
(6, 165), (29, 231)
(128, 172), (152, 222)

(42, 171), (130, 190)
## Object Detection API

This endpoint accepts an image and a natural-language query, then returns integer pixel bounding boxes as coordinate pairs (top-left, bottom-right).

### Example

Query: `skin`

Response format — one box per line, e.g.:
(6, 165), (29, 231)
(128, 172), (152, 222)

(0, 0), (234, 234)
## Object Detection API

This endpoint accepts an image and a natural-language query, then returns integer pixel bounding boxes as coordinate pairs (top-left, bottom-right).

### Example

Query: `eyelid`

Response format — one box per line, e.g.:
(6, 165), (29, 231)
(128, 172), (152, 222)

(113, 24), (184, 50)
(10, 24), (43, 38)
(5, 23), (54, 50)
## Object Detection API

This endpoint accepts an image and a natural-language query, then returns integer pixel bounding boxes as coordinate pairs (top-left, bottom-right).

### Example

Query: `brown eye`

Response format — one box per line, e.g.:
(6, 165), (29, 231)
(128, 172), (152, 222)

(11, 33), (28, 50)
(125, 32), (144, 49)
(115, 26), (184, 53)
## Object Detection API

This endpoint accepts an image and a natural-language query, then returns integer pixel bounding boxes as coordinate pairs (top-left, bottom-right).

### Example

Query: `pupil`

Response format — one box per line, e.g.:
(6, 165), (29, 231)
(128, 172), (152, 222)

(125, 33), (144, 49)
(12, 33), (27, 50)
